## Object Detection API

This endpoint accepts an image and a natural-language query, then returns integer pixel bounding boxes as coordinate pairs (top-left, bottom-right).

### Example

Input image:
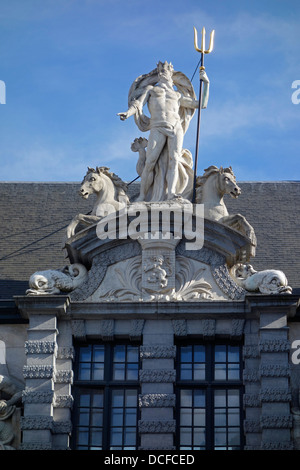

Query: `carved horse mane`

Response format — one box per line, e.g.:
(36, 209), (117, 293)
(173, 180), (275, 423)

(195, 165), (235, 203)
(195, 165), (257, 260)
(84, 166), (129, 203)
(66, 166), (129, 239)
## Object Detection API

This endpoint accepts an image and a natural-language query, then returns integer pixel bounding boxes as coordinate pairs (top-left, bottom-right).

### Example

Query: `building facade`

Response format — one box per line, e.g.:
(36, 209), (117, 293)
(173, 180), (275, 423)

(0, 179), (300, 451)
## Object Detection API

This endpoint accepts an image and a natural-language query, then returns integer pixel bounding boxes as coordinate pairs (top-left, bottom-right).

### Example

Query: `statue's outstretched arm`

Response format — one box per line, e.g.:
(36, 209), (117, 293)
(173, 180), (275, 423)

(117, 88), (151, 121)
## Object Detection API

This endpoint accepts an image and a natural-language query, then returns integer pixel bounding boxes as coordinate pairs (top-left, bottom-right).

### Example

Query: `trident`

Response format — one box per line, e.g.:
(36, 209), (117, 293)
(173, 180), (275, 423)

(192, 26), (215, 203)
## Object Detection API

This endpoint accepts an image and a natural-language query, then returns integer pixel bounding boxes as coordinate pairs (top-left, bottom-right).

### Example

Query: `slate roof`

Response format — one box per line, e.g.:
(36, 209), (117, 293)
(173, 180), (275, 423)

(0, 180), (299, 300)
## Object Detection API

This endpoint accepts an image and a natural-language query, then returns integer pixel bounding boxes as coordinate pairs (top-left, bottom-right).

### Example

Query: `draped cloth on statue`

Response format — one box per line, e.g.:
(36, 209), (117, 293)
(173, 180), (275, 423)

(128, 69), (200, 201)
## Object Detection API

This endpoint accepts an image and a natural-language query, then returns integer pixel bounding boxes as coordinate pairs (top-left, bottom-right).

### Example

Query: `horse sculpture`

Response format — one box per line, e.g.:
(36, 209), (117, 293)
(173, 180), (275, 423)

(195, 165), (256, 256)
(66, 167), (130, 238)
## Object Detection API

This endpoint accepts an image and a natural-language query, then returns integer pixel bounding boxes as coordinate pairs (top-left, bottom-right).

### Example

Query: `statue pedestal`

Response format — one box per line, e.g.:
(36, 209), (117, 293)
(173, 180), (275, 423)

(65, 206), (254, 302)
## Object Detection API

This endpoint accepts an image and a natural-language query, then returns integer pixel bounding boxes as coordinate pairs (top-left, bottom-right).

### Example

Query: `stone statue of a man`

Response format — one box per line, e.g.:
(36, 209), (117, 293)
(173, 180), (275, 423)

(118, 61), (209, 202)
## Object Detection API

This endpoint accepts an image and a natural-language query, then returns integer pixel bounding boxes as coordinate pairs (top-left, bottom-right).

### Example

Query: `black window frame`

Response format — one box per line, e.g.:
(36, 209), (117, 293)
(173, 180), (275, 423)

(71, 341), (141, 450)
(175, 340), (244, 451)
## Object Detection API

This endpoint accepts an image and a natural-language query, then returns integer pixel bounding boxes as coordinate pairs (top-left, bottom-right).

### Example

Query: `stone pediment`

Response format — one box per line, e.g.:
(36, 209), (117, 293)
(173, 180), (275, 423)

(65, 214), (250, 302)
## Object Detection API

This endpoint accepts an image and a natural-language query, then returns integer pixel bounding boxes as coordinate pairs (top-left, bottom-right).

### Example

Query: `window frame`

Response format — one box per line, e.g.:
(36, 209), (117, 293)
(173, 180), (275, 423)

(71, 341), (141, 450)
(175, 340), (244, 450)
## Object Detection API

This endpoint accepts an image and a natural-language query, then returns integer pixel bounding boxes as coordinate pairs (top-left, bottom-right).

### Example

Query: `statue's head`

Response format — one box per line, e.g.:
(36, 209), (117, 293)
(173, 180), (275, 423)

(157, 61), (174, 81)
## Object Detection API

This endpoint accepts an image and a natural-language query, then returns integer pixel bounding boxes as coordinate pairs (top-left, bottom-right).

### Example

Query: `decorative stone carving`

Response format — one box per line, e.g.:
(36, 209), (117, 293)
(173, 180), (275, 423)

(195, 166), (256, 256)
(259, 339), (290, 353)
(211, 264), (246, 300)
(139, 369), (176, 383)
(66, 166), (129, 238)
(22, 390), (54, 404)
(243, 345), (259, 358)
(26, 263), (88, 295)
(140, 345), (176, 359)
(172, 320), (187, 336)
(143, 253), (172, 292)
(138, 420), (176, 434)
(54, 370), (73, 384)
(260, 388), (292, 402)
(231, 263), (292, 294)
(93, 255), (216, 302)
(130, 320), (145, 340)
(0, 375), (23, 450)
(21, 416), (53, 430)
(139, 394), (176, 408)
(24, 340), (57, 355)
(23, 365), (54, 379)
(260, 415), (293, 429)
(71, 320), (86, 340)
(259, 364), (291, 377)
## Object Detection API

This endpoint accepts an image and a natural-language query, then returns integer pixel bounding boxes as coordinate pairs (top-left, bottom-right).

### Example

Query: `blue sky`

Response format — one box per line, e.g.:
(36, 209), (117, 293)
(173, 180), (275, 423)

(0, 0), (299, 183)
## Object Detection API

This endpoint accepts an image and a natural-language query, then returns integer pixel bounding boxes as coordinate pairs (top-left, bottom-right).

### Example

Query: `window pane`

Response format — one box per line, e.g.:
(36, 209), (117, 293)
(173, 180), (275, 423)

(180, 363), (192, 380)
(228, 364), (240, 380)
(125, 390), (137, 406)
(79, 363), (91, 380)
(228, 390), (240, 407)
(194, 363), (205, 380)
(79, 346), (92, 362)
(114, 345), (126, 362)
(194, 390), (205, 408)
(124, 428), (136, 446)
(91, 410), (103, 427)
(94, 345), (105, 362)
(193, 428), (205, 446)
(215, 429), (226, 446)
(92, 393), (103, 407)
(127, 363), (138, 380)
(112, 390), (124, 407)
(181, 389), (192, 407)
(215, 364), (226, 380)
(79, 394), (90, 407)
(111, 408), (123, 426)
(125, 409), (136, 426)
(180, 428), (192, 446)
(228, 409), (240, 426)
(194, 409), (205, 426)
(214, 409), (226, 426)
(127, 346), (139, 362)
(215, 345), (226, 362)
(113, 363), (125, 380)
(228, 428), (240, 446)
(214, 390), (226, 407)
(111, 428), (123, 446)
(78, 428), (89, 446)
(194, 345), (205, 362)
(181, 408), (192, 426)
(79, 410), (89, 426)
(91, 430), (102, 446)
(181, 346), (192, 362)
(92, 363), (104, 380)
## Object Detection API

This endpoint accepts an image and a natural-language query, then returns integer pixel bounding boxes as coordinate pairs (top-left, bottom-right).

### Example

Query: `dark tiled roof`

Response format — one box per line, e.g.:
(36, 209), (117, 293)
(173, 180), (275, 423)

(0, 181), (299, 300)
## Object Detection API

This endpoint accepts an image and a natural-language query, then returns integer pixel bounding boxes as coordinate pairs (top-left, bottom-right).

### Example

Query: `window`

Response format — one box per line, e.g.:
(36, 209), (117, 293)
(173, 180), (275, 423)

(72, 343), (140, 450)
(176, 342), (243, 450)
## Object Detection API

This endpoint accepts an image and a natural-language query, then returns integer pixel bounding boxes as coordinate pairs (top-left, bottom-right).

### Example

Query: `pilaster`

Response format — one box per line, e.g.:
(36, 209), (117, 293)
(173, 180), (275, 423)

(138, 320), (176, 450)
(15, 295), (70, 450)
(244, 295), (298, 450)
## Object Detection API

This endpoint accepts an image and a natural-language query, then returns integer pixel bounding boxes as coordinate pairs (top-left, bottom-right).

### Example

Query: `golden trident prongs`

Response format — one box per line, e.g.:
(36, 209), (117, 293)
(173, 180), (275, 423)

(193, 26), (215, 59)
(192, 26), (215, 203)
